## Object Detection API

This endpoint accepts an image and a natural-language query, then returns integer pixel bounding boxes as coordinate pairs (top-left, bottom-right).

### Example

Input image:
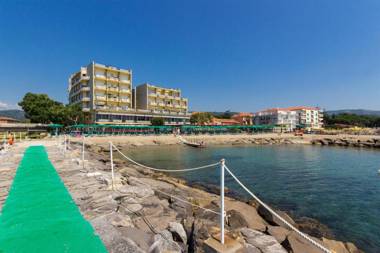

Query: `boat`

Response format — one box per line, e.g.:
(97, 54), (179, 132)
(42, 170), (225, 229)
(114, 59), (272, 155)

(177, 135), (205, 148)
(183, 141), (205, 148)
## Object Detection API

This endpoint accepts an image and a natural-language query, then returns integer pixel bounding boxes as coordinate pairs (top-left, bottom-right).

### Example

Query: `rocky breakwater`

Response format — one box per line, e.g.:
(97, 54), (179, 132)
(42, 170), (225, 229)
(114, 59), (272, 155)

(51, 144), (362, 253)
(310, 136), (380, 148)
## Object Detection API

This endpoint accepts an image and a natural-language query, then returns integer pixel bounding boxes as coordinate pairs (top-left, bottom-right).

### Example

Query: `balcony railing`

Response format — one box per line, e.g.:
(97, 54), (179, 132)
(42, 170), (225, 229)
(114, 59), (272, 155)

(95, 85), (106, 90)
(81, 97), (90, 102)
(96, 96), (106, 101)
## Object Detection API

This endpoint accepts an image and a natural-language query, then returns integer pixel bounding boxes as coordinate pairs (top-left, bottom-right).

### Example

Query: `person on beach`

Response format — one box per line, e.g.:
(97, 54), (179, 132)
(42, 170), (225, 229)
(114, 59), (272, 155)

(7, 132), (14, 145)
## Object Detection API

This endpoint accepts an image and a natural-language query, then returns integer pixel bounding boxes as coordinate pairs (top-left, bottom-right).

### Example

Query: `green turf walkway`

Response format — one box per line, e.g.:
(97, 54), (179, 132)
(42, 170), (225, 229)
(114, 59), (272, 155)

(0, 146), (108, 253)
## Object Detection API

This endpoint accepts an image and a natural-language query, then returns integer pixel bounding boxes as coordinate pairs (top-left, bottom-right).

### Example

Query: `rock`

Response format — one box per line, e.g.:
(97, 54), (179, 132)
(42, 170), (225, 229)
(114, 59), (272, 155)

(225, 199), (267, 232)
(243, 243), (262, 253)
(168, 222), (187, 244)
(257, 205), (296, 228)
(322, 238), (350, 253)
(110, 213), (134, 228)
(119, 227), (154, 251)
(226, 209), (249, 229)
(286, 231), (325, 253)
(296, 217), (334, 238)
(90, 214), (145, 253)
(345, 242), (361, 253)
(240, 228), (287, 253)
(118, 185), (154, 198)
(267, 225), (290, 243)
(149, 230), (181, 253)
(124, 203), (143, 213)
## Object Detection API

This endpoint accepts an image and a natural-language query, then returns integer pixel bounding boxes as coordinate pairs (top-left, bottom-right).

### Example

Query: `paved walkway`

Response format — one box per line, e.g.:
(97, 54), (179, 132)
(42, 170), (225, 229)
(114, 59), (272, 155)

(0, 145), (108, 253)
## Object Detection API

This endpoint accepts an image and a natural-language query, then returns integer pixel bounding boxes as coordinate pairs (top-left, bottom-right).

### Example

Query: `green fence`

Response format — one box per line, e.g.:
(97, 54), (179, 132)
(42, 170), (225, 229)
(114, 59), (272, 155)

(67, 124), (275, 136)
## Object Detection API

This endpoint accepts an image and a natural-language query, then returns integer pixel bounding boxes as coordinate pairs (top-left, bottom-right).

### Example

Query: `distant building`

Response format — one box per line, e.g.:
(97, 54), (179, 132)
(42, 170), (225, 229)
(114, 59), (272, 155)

(211, 118), (239, 126)
(232, 113), (253, 125)
(68, 62), (190, 125)
(135, 83), (189, 125)
(254, 106), (323, 131)
(0, 117), (20, 124)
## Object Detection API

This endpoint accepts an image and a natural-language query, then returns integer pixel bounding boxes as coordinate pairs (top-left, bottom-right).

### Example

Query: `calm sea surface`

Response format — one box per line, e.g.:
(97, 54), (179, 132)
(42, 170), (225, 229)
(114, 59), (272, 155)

(121, 144), (380, 252)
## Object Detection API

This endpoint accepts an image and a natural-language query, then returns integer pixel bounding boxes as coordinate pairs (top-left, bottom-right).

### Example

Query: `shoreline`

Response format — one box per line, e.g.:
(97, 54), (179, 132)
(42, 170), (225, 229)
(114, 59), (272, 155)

(83, 140), (363, 252)
(78, 133), (380, 150)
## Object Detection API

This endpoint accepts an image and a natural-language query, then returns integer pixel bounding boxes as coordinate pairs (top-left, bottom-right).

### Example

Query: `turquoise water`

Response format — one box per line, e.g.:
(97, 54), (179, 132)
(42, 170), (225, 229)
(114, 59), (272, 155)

(124, 144), (380, 252)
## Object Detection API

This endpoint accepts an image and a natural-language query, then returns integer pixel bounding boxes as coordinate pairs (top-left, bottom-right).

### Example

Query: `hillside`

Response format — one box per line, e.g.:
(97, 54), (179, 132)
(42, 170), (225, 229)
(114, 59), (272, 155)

(0, 109), (25, 121)
(326, 109), (380, 116)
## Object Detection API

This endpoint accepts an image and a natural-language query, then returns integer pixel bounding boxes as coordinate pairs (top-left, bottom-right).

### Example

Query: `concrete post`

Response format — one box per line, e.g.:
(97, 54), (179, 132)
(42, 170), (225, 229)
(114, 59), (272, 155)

(220, 158), (225, 244)
(110, 142), (115, 190)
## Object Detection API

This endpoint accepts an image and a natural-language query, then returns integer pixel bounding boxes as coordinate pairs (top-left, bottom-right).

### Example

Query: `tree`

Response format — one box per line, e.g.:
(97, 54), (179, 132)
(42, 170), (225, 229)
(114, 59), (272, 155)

(18, 93), (62, 124)
(190, 112), (213, 125)
(18, 92), (85, 125)
(151, 117), (164, 126)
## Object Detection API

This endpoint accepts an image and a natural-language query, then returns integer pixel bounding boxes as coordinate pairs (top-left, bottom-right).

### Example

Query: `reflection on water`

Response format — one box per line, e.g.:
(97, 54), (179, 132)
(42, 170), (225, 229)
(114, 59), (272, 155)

(119, 144), (380, 252)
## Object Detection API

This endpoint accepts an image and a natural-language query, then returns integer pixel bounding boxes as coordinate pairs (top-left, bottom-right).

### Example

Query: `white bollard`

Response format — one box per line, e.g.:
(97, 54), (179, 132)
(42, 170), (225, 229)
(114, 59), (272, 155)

(220, 158), (225, 244)
(110, 142), (115, 190)
(64, 135), (67, 155)
(82, 135), (85, 168)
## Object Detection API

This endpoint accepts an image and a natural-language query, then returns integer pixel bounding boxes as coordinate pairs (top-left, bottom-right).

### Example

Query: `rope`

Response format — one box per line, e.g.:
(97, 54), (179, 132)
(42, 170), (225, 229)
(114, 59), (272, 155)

(224, 165), (332, 253)
(117, 166), (221, 216)
(112, 144), (220, 172)
(70, 142), (220, 216)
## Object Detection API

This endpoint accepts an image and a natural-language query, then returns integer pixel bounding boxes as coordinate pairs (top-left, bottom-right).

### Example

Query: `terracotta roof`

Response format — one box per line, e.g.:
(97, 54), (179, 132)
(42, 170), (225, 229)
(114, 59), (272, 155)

(232, 112), (253, 118)
(0, 116), (19, 121)
(256, 106), (320, 114)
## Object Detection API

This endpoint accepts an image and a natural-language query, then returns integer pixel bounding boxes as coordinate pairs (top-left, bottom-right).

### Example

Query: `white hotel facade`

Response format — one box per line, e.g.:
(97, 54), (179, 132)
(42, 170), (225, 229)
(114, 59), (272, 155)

(254, 106), (324, 131)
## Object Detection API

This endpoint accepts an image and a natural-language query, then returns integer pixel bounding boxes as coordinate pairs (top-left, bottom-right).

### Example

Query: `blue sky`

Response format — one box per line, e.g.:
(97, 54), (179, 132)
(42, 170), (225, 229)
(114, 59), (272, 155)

(0, 0), (380, 112)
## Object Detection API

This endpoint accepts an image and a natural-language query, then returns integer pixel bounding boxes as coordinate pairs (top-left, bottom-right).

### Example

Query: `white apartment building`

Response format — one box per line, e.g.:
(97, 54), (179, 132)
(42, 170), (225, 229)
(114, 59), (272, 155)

(254, 106), (323, 131)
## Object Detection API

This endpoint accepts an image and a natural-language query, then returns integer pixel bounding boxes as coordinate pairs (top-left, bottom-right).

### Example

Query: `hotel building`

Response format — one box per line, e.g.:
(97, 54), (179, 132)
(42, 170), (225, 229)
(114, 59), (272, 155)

(254, 106), (323, 131)
(68, 62), (190, 125)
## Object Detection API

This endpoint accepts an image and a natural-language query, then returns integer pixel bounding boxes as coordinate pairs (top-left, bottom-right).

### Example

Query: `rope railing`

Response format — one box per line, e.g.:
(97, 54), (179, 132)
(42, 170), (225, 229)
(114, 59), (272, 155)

(112, 144), (220, 173)
(224, 165), (332, 253)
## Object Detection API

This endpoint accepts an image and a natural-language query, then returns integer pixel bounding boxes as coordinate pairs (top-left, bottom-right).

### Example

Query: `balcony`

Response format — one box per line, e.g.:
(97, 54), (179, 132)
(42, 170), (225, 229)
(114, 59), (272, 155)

(95, 85), (106, 91)
(108, 98), (119, 102)
(149, 102), (157, 106)
(96, 96), (106, 101)
(120, 98), (130, 103)
(81, 87), (90, 92)
(95, 74), (106, 80)
(81, 97), (90, 102)
(119, 89), (130, 93)
(108, 87), (119, 92)
(120, 79), (130, 84)
(107, 76), (119, 82)
(82, 108), (90, 112)
(148, 93), (157, 97)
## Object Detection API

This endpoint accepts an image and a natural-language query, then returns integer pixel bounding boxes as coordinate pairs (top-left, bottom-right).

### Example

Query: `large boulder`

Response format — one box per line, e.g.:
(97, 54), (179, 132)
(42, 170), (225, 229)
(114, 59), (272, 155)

(267, 225), (290, 244)
(322, 238), (351, 253)
(226, 209), (249, 229)
(149, 230), (181, 253)
(118, 185), (154, 199)
(257, 205), (296, 228)
(296, 217), (334, 238)
(90, 214), (145, 253)
(286, 231), (326, 253)
(168, 222), (188, 244)
(240, 228), (287, 253)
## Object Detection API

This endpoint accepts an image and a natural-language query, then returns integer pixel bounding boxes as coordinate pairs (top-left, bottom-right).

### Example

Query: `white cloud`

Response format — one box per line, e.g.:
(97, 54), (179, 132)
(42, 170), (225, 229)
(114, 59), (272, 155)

(0, 101), (9, 109)
(0, 101), (20, 110)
